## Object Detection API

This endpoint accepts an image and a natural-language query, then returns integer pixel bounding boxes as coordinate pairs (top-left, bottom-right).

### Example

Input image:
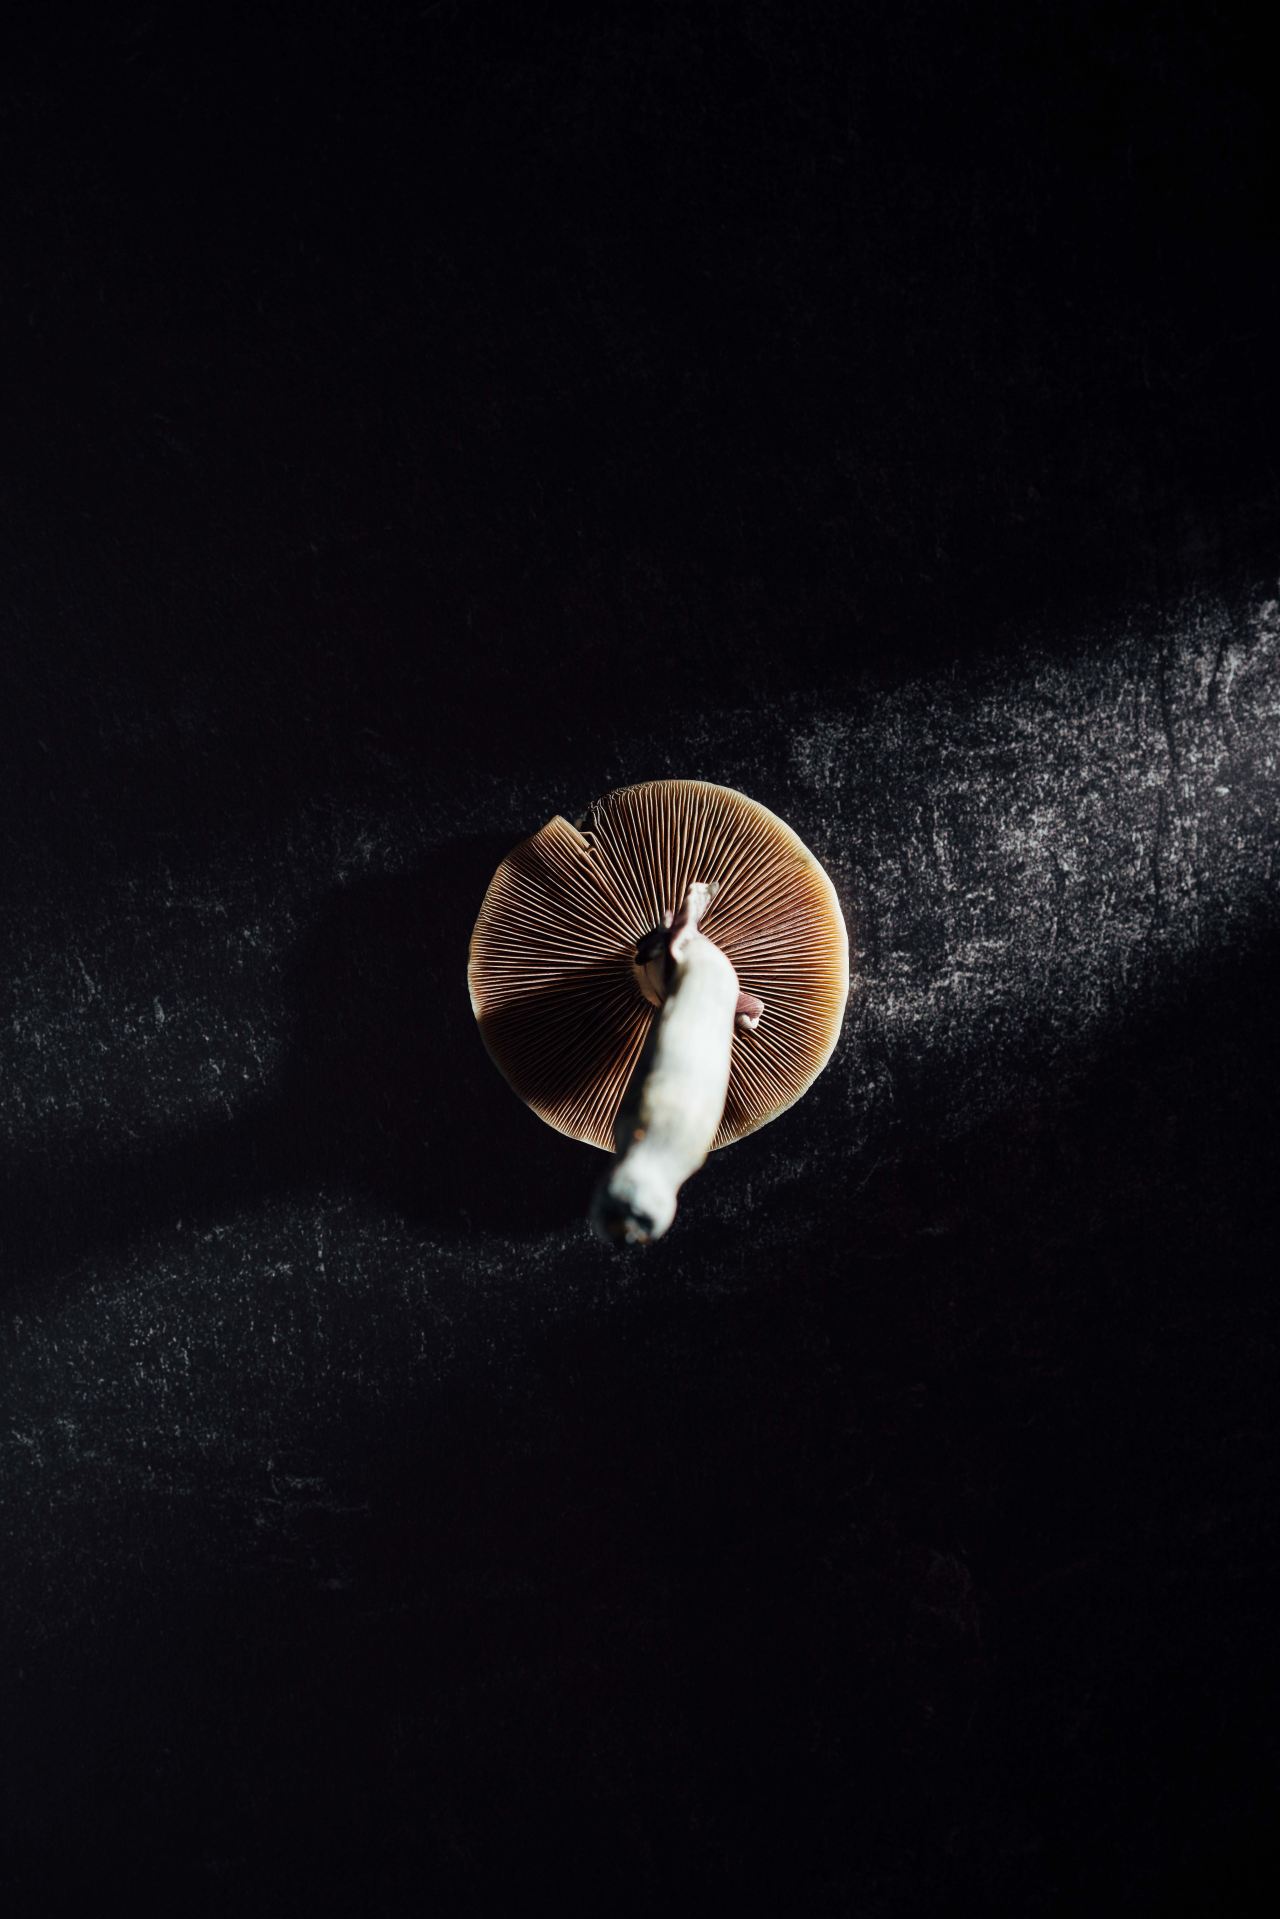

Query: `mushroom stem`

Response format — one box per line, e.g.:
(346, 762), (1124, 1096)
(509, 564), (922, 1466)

(592, 882), (746, 1245)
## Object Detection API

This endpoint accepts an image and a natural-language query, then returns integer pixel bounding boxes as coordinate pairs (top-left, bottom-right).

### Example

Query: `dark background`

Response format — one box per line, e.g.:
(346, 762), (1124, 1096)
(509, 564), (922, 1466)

(2, 2), (1278, 1912)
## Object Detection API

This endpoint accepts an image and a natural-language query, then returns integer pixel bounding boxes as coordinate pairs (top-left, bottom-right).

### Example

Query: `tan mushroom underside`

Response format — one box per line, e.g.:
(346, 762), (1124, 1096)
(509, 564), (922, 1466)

(467, 779), (850, 1152)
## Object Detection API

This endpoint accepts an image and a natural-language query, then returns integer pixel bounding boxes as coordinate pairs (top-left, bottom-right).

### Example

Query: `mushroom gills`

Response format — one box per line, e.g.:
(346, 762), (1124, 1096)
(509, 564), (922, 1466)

(592, 882), (743, 1245)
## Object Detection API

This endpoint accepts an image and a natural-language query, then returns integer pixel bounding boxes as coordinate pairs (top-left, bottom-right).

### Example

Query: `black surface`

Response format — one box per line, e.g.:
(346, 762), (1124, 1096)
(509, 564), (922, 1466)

(2, 4), (1278, 1913)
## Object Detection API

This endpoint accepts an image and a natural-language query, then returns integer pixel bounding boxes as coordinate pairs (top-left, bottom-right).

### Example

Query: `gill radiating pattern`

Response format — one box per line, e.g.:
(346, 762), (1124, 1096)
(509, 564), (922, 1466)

(468, 781), (849, 1152)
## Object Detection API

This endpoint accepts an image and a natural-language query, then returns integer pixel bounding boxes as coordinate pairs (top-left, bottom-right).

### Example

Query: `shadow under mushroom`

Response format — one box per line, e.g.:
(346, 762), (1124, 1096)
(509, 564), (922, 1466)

(0, 835), (588, 1297)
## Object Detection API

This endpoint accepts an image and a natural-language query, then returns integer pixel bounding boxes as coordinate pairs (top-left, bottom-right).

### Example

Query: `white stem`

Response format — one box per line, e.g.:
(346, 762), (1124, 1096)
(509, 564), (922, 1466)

(592, 883), (741, 1244)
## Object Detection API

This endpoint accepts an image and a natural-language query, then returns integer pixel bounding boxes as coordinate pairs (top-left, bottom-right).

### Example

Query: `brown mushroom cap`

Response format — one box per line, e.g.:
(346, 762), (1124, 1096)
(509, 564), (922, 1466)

(467, 779), (850, 1151)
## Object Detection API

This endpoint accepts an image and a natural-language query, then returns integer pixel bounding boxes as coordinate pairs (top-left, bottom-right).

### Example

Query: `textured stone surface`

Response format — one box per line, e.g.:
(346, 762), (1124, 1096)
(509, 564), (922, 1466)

(2, 4), (1278, 1913)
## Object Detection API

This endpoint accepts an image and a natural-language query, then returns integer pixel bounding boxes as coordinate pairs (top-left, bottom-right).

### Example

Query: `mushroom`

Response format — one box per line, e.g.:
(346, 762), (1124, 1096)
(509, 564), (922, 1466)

(467, 779), (849, 1243)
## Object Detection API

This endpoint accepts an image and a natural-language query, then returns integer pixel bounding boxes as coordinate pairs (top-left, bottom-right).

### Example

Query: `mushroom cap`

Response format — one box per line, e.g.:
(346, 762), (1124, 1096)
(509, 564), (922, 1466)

(467, 779), (850, 1152)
